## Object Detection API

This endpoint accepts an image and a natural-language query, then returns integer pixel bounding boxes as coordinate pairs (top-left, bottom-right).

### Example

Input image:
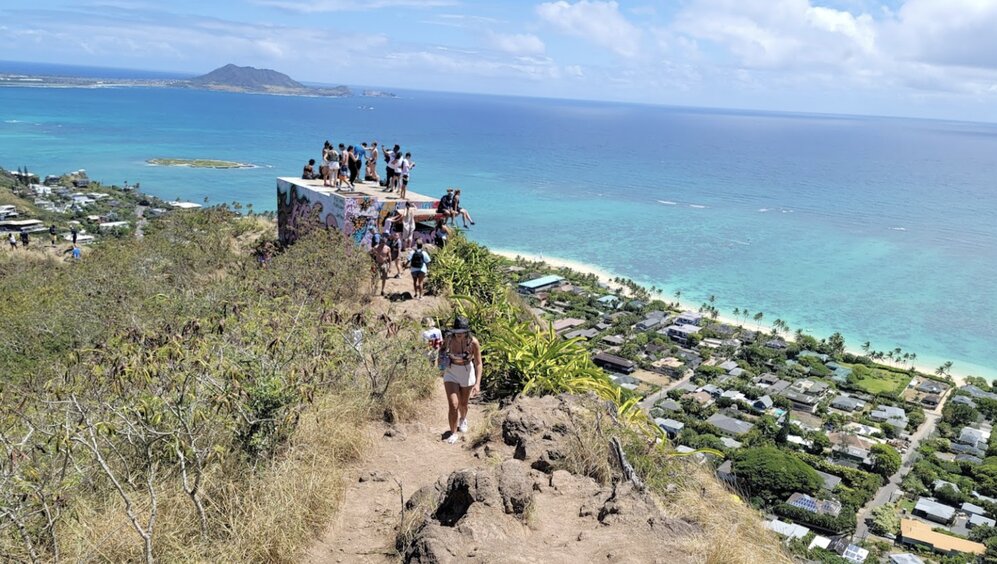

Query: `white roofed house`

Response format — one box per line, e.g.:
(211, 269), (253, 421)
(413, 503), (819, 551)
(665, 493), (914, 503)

(913, 497), (957, 524)
(957, 426), (990, 450)
(870, 405), (908, 429)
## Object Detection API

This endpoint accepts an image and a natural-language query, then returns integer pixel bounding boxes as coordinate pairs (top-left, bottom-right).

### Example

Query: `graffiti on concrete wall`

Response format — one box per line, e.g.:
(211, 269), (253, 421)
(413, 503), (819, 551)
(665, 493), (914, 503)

(277, 178), (442, 247)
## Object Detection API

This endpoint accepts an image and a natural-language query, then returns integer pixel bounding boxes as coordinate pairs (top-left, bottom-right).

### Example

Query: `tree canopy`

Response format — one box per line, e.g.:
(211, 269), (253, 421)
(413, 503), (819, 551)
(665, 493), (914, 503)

(870, 444), (902, 478)
(732, 446), (822, 501)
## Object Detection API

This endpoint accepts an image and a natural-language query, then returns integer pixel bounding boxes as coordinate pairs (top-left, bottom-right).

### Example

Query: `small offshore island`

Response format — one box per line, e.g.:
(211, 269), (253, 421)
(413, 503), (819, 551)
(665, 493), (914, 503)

(147, 158), (255, 169)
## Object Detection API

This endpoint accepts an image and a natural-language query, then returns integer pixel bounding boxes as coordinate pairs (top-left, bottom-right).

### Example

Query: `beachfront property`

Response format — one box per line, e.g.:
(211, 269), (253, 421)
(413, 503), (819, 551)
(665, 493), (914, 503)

(664, 323), (701, 345)
(275, 176), (440, 247)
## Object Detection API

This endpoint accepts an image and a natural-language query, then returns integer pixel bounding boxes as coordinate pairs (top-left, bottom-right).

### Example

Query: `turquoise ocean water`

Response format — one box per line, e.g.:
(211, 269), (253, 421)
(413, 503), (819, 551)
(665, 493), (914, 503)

(2, 80), (996, 378)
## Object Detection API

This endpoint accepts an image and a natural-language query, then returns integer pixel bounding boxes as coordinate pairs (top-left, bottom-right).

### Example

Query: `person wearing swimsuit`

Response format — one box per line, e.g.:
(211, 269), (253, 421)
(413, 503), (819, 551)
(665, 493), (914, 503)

(439, 317), (483, 444)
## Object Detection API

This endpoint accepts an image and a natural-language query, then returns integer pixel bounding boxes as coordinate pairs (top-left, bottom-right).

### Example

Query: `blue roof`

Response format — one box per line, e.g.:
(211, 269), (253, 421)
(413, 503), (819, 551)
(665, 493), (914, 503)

(518, 275), (564, 289)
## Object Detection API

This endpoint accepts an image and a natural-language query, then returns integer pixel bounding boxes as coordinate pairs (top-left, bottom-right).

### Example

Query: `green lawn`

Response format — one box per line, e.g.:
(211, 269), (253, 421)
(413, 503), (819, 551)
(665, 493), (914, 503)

(846, 364), (911, 396)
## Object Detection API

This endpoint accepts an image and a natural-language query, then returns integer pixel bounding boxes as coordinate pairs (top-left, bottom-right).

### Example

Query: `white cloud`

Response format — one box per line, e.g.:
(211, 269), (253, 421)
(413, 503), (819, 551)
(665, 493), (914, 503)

(672, 0), (877, 71)
(536, 0), (642, 58)
(254, 0), (456, 13)
(485, 32), (546, 56)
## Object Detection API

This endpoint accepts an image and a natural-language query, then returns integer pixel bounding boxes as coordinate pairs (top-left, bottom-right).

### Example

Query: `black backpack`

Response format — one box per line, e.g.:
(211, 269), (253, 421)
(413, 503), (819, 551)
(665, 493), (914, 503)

(410, 250), (426, 269)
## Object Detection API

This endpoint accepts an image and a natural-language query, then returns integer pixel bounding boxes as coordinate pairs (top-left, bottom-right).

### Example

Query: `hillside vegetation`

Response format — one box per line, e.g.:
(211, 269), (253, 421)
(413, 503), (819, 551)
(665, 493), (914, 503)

(0, 209), (436, 562)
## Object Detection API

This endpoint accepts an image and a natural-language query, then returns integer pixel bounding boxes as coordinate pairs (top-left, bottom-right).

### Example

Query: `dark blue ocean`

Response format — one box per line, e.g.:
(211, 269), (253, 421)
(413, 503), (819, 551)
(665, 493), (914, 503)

(2, 81), (995, 378)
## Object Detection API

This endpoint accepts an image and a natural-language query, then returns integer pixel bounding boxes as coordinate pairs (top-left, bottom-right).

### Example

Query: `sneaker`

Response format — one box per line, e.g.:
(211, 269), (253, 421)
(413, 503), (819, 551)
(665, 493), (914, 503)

(458, 418), (468, 433)
(446, 433), (459, 445)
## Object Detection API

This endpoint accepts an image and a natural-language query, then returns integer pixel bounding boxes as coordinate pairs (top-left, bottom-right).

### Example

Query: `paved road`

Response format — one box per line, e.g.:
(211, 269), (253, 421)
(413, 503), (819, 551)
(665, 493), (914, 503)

(853, 410), (941, 540)
(638, 370), (694, 411)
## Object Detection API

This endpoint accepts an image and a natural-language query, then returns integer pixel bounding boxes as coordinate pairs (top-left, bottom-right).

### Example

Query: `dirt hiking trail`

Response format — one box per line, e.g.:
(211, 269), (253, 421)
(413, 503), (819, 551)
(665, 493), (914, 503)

(305, 274), (489, 563)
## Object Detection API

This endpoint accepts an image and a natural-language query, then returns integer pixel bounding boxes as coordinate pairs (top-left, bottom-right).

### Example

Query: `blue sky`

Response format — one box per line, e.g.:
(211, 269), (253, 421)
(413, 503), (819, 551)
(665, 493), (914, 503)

(4, 0), (997, 120)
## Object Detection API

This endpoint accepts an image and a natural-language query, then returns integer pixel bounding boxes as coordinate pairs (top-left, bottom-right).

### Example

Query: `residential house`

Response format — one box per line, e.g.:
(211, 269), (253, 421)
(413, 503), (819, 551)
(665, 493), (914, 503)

(931, 480), (956, 493)
(799, 350), (830, 363)
(831, 395), (866, 412)
(719, 437), (742, 450)
(913, 497), (957, 524)
(949, 443), (986, 458)
(596, 295), (620, 308)
(952, 395), (978, 408)
(956, 454), (984, 465)
(601, 335), (626, 347)
(675, 311), (703, 326)
(765, 519), (810, 541)
(900, 519), (985, 556)
(753, 395), (774, 411)
(655, 418), (685, 439)
(719, 360), (739, 372)
(699, 384), (724, 398)
(961, 502), (988, 517)
(957, 426), (990, 450)
(657, 399), (681, 412)
(833, 445), (871, 467)
(768, 379), (792, 395)
(552, 318), (586, 333)
(786, 492), (842, 516)
(635, 317), (663, 331)
(827, 538), (870, 564)
(922, 394), (942, 408)
(917, 380), (948, 394)
(960, 385), (997, 400)
(721, 389), (746, 402)
(870, 405), (908, 429)
(716, 459), (735, 483)
(781, 390), (821, 414)
(888, 554), (925, 564)
(563, 328), (598, 341)
(591, 352), (635, 374)
(518, 275), (565, 294)
(815, 470), (842, 491)
(665, 324), (701, 345)
(969, 514), (997, 529)
(765, 338), (788, 350)
(705, 413), (754, 437)
(688, 391), (714, 407)
(729, 367), (747, 378)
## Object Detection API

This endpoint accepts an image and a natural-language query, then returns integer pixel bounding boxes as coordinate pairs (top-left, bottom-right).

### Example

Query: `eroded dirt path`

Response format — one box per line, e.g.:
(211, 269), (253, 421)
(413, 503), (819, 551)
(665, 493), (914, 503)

(304, 274), (489, 563)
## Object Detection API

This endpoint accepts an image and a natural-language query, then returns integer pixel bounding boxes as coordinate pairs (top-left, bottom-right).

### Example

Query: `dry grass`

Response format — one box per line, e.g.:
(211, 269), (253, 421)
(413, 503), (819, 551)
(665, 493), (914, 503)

(467, 403), (501, 449)
(560, 408), (613, 485)
(58, 396), (377, 563)
(667, 464), (790, 564)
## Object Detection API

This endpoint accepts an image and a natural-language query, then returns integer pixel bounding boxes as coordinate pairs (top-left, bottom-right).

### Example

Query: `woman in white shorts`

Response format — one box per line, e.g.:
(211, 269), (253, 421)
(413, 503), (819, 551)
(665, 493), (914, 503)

(439, 317), (483, 444)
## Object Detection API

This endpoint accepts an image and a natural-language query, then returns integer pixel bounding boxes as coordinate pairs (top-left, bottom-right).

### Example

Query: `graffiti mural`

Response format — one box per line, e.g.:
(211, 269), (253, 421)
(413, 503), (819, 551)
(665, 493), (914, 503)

(277, 178), (442, 247)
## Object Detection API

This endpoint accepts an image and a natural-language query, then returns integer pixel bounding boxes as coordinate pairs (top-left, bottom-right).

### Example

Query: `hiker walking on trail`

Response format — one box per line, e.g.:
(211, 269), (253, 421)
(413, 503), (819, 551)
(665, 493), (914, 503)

(49, 224), (58, 247)
(406, 242), (431, 300)
(439, 317), (483, 444)
(8, 232), (16, 251)
(20, 231), (29, 248)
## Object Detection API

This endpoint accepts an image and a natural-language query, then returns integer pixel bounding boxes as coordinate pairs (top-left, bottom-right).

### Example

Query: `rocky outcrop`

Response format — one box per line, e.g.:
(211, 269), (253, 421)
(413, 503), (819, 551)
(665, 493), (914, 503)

(399, 396), (698, 564)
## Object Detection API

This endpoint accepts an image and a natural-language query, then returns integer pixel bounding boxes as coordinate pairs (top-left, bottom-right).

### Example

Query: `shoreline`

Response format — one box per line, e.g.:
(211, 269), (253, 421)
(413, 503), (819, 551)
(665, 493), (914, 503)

(491, 247), (969, 387)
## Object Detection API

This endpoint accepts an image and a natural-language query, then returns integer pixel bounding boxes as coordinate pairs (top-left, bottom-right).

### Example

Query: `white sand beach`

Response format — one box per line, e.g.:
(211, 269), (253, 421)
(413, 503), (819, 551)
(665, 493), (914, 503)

(492, 248), (968, 387)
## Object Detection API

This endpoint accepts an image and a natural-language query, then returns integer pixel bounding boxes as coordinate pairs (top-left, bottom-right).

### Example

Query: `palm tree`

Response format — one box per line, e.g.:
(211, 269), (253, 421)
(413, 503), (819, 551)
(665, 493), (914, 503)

(674, 290), (682, 301)
(772, 319), (784, 336)
(861, 341), (871, 354)
(753, 312), (764, 324)
(708, 294), (716, 304)
(733, 307), (741, 319)
(910, 352), (917, 365)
